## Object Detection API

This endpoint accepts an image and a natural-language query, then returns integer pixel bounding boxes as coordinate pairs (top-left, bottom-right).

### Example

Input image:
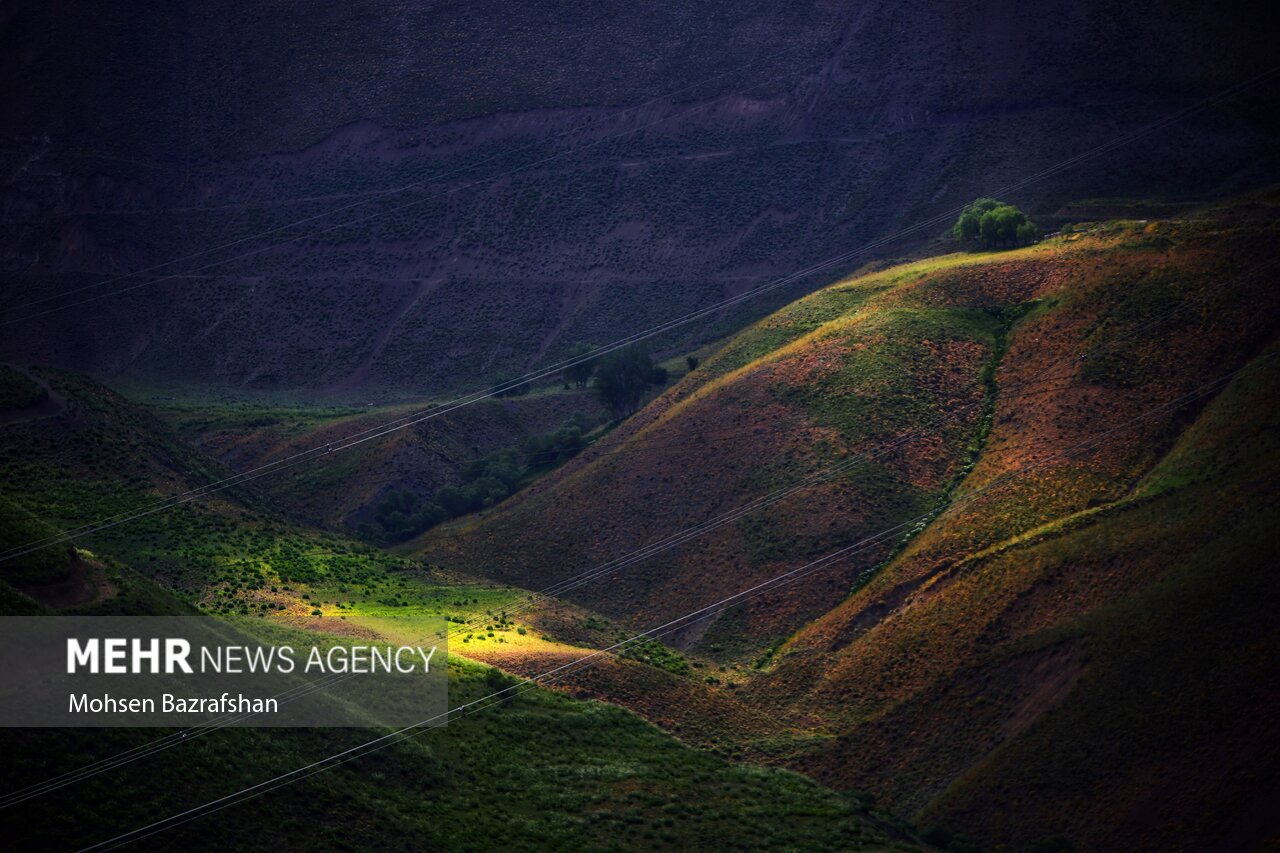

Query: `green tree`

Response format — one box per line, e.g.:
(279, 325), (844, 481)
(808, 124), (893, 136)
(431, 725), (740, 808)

(562, 342), (598, 388)
(594, 345), (659, 418)
(435, 485), (470, 517)
(523, 420), (587, 472)
(483, 666), (510, 691)
(371, 489), (447, 542)
(954, 198), (1036, 249)
(1016, 220), (1037, 245)
(953, 197), (1001, 244)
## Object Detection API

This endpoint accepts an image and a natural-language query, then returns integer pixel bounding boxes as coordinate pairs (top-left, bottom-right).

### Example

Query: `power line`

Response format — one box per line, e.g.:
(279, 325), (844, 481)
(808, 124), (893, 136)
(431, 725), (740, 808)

(8, 253), (1266, 811)
(4, 64), (1272, 566)
(78, 347), (1278, 852)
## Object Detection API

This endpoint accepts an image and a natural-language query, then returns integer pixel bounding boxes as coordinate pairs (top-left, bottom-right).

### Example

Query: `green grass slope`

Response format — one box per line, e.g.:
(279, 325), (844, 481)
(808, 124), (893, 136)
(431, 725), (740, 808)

(731, 200), (1280, 850)
(414, 197), (1279, 665)
(1, 654), (919, 851)
(0, 365), (918, 851)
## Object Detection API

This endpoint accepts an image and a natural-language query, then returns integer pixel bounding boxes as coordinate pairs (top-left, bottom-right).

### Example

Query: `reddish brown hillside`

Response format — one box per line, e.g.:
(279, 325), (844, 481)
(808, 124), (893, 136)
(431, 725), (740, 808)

(414, 196), (1280, 851)
(735, 202), (1280, 851)
(412, 207), (1278, 655)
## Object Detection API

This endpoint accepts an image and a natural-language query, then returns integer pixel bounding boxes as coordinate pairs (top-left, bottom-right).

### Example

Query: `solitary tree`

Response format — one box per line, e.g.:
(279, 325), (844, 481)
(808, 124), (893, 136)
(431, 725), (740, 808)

(954, 198), (1037, 249)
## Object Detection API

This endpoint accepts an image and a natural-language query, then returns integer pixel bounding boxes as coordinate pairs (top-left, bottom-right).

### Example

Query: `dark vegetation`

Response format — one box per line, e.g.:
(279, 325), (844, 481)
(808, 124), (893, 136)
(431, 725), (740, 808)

(593, 346), (669, 418)
(620, 637), (692, 676)
(363, 415), (595, 543)
(1, 645), (911, 851)
(562, 342), (599, 389)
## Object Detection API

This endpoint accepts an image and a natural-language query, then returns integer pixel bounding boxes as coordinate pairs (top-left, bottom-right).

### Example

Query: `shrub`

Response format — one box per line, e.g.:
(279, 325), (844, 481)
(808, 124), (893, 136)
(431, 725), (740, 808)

(435, 485), (470, 517)
(483, 666), (511, 692)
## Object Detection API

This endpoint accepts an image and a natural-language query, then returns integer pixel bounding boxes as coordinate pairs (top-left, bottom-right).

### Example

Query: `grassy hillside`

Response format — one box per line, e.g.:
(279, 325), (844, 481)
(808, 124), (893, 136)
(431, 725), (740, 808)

(414, 197), (1275, 655)
(762, 343), (1280, 852)
(1, 633), (916, 851)
(0, 369), (413, 601)
(410, 195), (1279, 849)
(0, 361), (920, 850)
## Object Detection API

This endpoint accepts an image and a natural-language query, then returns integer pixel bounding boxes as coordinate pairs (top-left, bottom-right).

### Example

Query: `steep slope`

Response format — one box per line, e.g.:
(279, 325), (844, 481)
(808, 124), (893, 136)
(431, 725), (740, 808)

(2, 2), (1277, 395)
(0, 367), (415, 604)
(416, 251), (1008, 652)
(159, 387), (606, 530)
(414, 197), (1280, 666)
(758, 341), (1280, 852)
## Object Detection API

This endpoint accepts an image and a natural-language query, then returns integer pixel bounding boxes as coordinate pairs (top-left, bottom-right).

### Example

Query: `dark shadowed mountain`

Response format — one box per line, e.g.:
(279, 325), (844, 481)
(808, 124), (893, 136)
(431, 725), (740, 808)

(2, 0), (1277, 397)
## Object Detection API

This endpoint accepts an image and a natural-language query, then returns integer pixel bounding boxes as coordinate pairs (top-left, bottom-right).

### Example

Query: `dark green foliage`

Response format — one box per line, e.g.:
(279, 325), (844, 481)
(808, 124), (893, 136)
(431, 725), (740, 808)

(686, 355), (700, 372)
(464, 476), (511, 509)
(483, 665), (512, 692)
(621, 638), (691, 676)
(441, 449), (521, 515)
(562, 342), (598, 388)
(434, 484), (472, 518)
(1, 659), (898, 850)
(594, 346), (662, 418)
(462, 448), (523, 490)
(953, 198), (1036, 249)
(370, 489), (447, 543)
(426, 419), (595, 525)
(523, 417), (588, 473)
